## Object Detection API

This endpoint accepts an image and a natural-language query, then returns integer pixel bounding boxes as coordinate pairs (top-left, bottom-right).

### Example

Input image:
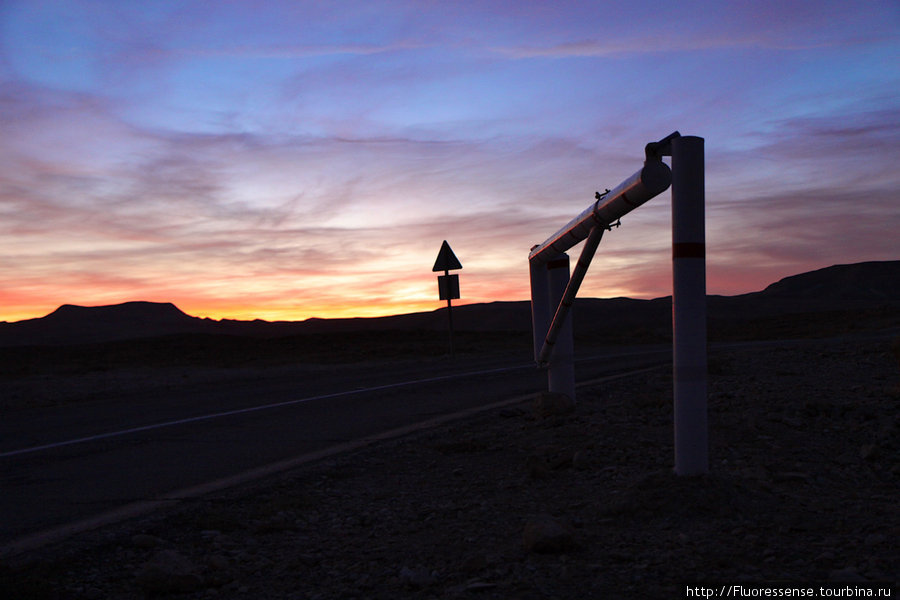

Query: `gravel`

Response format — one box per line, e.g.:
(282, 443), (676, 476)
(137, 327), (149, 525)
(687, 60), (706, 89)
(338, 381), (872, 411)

(2, 336), (898, 599)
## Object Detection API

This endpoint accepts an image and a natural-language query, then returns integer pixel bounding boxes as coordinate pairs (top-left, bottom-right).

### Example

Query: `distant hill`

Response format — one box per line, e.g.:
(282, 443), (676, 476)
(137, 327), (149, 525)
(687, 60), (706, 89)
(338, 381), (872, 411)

(45, 302), (199, 332)
(0, 301), (212, 347)
(0, 261), (897, 347)
(718, 261), (900, 315)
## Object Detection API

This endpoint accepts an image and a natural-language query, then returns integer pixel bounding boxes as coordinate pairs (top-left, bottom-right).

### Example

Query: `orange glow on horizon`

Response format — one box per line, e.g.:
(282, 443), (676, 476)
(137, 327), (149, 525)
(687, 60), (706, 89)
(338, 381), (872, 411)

(0, 295), (511, 324)
(182, 299), (469, 322)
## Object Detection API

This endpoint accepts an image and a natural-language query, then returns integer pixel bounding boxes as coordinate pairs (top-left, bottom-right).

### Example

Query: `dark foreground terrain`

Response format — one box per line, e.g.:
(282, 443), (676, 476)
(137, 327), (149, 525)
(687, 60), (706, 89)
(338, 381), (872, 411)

(2, 332), (897, 599)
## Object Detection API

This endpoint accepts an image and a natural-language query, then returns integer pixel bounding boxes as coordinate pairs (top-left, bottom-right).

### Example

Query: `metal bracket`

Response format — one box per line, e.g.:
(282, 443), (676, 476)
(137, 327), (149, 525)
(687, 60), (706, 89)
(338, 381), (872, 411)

(645, 131), (681, 161)
(593, 189), (619, 230)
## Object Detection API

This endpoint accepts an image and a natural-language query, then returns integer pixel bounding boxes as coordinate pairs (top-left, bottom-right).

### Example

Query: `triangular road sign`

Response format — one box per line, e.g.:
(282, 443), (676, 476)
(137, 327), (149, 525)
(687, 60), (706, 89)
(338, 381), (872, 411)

(432, 240), (462, 272)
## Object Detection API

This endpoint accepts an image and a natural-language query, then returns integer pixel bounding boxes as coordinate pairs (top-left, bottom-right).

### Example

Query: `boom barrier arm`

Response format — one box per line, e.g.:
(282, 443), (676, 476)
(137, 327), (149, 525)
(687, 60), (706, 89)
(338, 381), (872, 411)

(529, 134), (677, 367)
(528, 158), (672, 265)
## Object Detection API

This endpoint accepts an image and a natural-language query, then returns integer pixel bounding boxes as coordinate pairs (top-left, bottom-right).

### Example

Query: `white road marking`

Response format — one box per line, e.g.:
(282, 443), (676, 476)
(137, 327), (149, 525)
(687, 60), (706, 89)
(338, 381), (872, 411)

(0, 365), (664, 558)
(0, 362), (534, 459)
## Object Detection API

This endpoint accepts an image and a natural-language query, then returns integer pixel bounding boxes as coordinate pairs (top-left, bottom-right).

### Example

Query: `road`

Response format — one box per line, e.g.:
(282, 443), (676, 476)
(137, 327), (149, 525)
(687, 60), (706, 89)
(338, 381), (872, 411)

(0, 346), (668, 553)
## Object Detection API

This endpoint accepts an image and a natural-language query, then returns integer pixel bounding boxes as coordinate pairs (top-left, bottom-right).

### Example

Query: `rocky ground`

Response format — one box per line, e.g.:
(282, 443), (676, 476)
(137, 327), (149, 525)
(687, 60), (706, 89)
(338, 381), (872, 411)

(2, 335), (898, 599)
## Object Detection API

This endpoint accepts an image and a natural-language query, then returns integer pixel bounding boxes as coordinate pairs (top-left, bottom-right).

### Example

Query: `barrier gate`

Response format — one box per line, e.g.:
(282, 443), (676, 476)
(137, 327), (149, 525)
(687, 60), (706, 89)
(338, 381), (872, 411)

(528, 132), (708, 475)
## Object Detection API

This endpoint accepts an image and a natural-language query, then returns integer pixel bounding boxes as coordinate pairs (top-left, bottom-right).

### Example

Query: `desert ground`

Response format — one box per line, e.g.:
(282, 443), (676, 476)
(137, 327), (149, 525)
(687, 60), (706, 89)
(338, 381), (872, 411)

(1, 329), (897, 599)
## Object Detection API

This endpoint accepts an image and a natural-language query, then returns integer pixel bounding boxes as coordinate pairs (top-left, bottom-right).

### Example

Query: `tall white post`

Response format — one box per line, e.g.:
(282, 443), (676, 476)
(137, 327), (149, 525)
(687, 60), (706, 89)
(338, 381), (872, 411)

(546, 254), (575, 402)
(530, 254), (552, 364)
(671, 135), (708, 475)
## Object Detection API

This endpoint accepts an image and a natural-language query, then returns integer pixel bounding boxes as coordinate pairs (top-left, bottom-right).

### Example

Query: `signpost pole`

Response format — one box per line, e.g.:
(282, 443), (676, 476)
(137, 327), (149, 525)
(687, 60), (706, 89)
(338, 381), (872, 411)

(433, 240), (462, 360)
(444, 268), (454, 357)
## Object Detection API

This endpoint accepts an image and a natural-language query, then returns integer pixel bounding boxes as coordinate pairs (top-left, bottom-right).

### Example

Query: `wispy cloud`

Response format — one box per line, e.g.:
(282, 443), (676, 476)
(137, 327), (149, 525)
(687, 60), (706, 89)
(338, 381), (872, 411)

(182, 42), (425, 59)
(488, 0), (900, 58)
(489, 35), (827, 60)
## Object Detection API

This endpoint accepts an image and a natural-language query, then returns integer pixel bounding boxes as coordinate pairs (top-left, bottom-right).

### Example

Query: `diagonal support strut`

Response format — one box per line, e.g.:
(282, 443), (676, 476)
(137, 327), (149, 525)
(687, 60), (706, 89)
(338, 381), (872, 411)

(537, 226), (604, 366)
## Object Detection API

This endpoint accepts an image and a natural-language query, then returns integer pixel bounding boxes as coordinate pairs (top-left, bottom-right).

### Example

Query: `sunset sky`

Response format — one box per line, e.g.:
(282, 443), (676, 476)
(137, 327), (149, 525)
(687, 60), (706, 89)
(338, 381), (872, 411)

(2, 1), (898, 322)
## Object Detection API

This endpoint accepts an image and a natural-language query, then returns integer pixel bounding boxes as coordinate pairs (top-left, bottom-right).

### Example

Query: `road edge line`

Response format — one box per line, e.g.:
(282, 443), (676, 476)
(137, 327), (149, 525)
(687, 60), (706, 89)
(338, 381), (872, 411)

(0, 365), (664, 558)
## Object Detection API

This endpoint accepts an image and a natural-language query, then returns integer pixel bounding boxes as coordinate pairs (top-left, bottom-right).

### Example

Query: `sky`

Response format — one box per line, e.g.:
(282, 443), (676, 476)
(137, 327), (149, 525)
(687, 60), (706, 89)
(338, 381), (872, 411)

(1, 0), (898, 322)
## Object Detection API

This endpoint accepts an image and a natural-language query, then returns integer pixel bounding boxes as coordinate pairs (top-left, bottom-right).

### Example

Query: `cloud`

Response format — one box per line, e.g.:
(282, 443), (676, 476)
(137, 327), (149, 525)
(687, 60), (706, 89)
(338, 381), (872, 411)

(0, 81), (575, 317)
(758, 109), (900, 176)
(5, 83), (896, 317)
(180, 42), (424, 60)
(489, 35), (798, 60)
(487, 0), (899, 59)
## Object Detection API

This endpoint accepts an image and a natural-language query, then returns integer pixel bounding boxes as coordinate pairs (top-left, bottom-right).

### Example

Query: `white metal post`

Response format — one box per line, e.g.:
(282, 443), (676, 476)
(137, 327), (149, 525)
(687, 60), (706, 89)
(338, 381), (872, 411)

(546, 254), (575, 401)
(529, 254), (552, 364)
(671, 135), (708, 475)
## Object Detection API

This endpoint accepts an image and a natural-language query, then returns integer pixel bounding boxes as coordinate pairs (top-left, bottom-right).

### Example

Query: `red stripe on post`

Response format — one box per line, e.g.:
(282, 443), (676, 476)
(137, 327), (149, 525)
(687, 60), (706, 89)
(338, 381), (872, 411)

(672, 242), (705, 258)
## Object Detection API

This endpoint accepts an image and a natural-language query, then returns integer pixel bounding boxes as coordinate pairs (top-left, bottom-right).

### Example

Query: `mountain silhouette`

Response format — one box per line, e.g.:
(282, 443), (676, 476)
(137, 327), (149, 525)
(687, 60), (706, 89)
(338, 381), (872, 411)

(2, 301), (208, 346)
(755, 261), (900, 306)
(46, 301), (194, 326)
(0, 261), (897, 347)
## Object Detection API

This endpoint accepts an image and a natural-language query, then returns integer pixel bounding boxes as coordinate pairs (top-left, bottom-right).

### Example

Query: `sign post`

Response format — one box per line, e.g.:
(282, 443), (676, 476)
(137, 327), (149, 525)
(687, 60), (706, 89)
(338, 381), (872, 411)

(432, 240), (462, 357)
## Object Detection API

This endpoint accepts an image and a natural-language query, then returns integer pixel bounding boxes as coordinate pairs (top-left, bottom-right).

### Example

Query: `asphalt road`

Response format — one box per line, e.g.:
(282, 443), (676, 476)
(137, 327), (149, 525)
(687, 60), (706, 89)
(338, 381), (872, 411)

(0, 346), (668, 553)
